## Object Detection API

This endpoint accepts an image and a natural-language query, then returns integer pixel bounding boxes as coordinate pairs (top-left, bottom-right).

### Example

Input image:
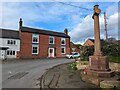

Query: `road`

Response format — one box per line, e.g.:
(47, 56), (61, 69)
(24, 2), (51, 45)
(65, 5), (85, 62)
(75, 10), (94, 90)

(2, 58), (74, 88)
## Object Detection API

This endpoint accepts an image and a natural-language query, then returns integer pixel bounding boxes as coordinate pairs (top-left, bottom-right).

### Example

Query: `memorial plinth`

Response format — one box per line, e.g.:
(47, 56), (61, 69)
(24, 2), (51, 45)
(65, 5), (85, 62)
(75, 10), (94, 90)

(87, 5), (114, 78)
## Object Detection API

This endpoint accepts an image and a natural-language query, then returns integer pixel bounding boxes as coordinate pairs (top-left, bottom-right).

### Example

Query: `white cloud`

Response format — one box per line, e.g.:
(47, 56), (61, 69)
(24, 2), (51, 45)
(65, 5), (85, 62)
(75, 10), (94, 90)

(1, 0), (119, 2)
(106, 5), (118, 17)
(69, 12), (118, 43)
(1, 2), (118, 44)
(69, 14), (94, 43)
(1, 2), (82, 30)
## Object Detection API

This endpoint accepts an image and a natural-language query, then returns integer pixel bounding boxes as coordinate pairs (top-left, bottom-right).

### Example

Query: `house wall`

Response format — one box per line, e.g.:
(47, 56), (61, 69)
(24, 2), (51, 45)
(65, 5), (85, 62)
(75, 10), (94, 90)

(70, 43), (80, 53)
(39, 34), (49, 58)
(20, 32), (70, 59)
(55, 37), (61, 57)
(0, 38), (20, 59)
(20, 32), (33, 59)
(83, 40), (94, 46)
(55, 37), (70, 57)
(65, 38), (70, 56)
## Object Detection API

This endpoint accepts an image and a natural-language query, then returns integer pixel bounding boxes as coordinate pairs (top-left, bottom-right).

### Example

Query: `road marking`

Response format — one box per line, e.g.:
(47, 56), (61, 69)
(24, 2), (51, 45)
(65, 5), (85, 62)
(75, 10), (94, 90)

(8, 72), (29, 79)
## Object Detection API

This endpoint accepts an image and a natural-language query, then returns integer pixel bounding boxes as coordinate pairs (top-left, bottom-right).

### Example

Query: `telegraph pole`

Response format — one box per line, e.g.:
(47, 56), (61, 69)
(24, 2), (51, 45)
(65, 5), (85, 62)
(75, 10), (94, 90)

(104, 12), (108, 42)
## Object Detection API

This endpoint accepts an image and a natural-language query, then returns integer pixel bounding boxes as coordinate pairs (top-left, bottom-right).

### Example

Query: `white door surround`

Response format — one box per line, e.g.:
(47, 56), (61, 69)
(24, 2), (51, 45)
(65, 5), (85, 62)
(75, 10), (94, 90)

(48, 48), (54, 58)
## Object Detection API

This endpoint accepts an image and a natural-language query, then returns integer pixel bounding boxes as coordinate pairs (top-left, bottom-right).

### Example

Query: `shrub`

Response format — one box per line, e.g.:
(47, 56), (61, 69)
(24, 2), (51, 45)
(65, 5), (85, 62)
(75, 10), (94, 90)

(80, 40), (120, 63)
(68, 62), (77, 70)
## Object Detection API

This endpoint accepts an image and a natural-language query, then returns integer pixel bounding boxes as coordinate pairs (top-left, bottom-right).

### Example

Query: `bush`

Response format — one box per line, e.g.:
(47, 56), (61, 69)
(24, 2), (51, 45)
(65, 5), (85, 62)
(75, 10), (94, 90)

(80, 40), (120, 63)
(80, 46), (94, 61)
(68, 62), (77, 70)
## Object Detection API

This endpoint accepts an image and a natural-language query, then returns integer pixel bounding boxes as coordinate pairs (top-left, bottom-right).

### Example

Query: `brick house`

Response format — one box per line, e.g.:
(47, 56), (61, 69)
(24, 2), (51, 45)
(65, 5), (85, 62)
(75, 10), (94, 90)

(70, 42), (80, 53)
(18, 18), (70, 59)
(83, 39), (94, 46)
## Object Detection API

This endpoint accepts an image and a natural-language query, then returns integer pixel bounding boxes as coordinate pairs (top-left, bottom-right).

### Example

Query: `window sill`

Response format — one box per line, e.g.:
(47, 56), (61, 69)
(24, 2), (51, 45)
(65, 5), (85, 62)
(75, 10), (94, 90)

(32, 42), (39, 43)
(49, 43), (54, 44)
(32, 53), (38, 55)
(61, 44), (66, 45)
(61, 53), (66, 55)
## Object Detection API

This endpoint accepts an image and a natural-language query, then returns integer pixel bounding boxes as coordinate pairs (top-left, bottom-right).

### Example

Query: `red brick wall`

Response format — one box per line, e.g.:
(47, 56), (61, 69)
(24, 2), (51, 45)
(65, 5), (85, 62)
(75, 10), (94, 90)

(66, 38), (70, 55)
(20, 32), (70, 59)
(39, 34), (49, 58)
(54, 37), (70, 57)
(55, 37), (61, 57)
(70, 42), (80, 53)
(20, 32), (33, 59)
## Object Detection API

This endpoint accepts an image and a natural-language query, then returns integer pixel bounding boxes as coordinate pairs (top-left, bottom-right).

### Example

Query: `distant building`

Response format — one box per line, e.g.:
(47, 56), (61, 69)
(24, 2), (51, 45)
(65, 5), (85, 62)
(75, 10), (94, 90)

(83, 39), (94, 46)
(108, 37), (116, 42)
(70, 42), (80, 53)
(0, 29), (20, 60)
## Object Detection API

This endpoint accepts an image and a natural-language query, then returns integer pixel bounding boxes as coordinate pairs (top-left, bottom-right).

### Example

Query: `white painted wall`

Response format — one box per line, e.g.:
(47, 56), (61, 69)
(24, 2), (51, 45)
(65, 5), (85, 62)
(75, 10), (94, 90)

(0, 38), (20, 60)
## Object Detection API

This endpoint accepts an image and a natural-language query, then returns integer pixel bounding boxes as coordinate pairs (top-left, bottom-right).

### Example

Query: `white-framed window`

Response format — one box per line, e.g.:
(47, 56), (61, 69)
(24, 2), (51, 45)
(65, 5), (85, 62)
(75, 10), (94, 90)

(49, 36), (54, 44)
(32, 45), (39, 54)
(61, 38), (66, 45)
(72, 48), (76, 52)
(7, 50), (16, 55)
(7, 40), (10, 44)
(7, 40), (16, 45)
(32, 34), (39, 43)
(61, 46), (66, 54)
(87, 44), (90, 46)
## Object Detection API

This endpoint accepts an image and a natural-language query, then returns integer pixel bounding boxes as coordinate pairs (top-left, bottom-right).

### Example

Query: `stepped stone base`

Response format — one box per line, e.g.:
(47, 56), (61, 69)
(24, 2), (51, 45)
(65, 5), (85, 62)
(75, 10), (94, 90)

(89, 55), (110, 71)
(87, 55), (115, 78)
(87, 69), (114, 78)
(80, 71), (119, 87)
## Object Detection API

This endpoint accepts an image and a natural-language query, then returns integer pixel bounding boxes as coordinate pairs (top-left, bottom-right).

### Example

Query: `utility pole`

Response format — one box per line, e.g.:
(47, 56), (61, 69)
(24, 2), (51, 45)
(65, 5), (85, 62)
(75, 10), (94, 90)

(104, 12), (108, 42)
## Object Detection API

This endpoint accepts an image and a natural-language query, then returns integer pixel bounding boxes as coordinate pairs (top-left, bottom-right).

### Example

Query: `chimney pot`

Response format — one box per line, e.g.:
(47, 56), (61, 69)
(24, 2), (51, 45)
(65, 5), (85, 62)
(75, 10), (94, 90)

(19, 18), (23, 29)
(64, 28), (68, 35)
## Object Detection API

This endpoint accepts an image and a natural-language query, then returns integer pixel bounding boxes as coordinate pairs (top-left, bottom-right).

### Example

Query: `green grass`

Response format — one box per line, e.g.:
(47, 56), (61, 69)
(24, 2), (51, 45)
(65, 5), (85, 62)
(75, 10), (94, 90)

(81, 55), (120, 63)
(108, 55), (120, 63)
(67, 62), (77, 70)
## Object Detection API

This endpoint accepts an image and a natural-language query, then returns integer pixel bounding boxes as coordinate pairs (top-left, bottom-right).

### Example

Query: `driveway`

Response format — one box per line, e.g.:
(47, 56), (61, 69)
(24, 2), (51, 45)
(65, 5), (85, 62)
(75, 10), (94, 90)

(2, 58), (74, 88)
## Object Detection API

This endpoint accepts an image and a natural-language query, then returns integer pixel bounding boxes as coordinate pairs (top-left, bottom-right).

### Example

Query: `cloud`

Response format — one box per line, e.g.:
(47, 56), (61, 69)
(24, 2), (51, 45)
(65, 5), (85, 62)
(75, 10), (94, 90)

(1, 2), (118, 43)
(107, 13), (118, 38)
(106, 5), (118, 17)
(68, 2), (118, 44)
(69, 14), (94, 42)
(69, 12), (118, 43)
(1, 2), (83, 30)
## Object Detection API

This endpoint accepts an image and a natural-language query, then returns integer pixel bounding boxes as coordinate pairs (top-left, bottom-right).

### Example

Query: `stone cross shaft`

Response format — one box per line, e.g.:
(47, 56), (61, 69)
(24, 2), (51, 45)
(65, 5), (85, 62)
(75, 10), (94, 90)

(92, 5), (102, 56)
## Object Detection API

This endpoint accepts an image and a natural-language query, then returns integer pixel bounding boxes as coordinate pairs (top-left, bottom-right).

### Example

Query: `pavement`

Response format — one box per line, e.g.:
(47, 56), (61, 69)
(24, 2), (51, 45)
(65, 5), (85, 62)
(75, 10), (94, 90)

(39, 63), (101, 89)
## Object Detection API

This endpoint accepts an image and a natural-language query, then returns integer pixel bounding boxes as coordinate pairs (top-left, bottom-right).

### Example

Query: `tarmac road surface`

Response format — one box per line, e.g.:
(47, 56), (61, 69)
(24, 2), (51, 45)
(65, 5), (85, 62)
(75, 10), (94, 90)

(2, 58), (74, 88)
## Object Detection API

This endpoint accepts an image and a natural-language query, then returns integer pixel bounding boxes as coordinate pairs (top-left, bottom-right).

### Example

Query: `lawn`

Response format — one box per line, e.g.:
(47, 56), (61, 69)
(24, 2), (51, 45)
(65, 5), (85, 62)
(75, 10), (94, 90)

(108, 55), (120, 63)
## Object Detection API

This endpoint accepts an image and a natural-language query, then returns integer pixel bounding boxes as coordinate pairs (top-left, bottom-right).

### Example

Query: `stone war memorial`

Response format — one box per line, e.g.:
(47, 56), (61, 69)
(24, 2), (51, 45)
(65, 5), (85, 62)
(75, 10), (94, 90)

(81, 5), (116, 86)
(87, 5), (114, 77)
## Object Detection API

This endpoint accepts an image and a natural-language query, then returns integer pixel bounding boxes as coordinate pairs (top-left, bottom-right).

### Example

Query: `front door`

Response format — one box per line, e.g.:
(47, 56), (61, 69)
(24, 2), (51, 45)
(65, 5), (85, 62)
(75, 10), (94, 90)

(48, 48), (54, 58)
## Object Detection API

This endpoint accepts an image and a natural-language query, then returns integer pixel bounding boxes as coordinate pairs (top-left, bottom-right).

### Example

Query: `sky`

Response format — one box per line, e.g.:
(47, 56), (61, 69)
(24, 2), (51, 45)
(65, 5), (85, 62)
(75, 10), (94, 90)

(0, 0), (119, 44)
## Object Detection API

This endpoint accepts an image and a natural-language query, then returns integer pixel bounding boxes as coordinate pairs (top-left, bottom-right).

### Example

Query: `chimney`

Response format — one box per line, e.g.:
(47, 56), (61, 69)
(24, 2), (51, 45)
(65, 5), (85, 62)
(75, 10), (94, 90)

(19, 18), (23, 59)
(19, 18), (23, 29)
(64, 28), (68, 35)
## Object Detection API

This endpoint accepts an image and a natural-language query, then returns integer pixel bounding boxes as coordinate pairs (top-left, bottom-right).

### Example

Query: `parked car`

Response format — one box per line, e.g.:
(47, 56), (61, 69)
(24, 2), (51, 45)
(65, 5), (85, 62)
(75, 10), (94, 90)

(66, 52), (80, 59)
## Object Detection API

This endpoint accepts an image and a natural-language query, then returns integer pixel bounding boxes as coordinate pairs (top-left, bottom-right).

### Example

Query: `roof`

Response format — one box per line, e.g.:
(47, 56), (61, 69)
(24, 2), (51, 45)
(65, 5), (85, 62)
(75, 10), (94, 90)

(0, 47), (9, 50)
(70, 42), (80, 49)
(0, 29), (19, 39)
(21, 26), (70, 38)
(89, 39), (94, 43)
(110, 40), (120, 44)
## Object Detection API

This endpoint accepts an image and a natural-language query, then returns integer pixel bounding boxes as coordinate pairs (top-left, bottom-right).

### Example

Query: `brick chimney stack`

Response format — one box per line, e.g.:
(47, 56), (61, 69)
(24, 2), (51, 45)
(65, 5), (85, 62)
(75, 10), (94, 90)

(19, 18), (23, 29)
(18, 18), (23, 59)
(64, 28), (68, 35)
